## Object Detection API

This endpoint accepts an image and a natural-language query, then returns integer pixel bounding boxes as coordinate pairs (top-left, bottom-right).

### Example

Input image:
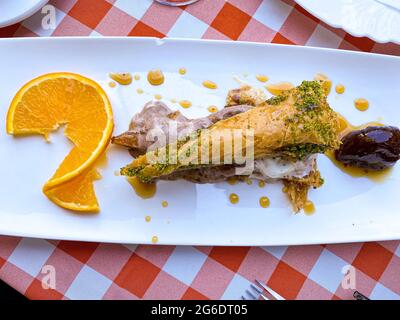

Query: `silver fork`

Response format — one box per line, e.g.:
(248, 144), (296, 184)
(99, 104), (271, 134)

(242, 279), (370, 300)
(242, 279), (285, 301)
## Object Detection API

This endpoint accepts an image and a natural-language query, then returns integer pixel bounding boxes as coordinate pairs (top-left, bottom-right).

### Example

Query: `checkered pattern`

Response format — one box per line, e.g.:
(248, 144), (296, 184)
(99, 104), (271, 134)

(1, 0), (399, 300)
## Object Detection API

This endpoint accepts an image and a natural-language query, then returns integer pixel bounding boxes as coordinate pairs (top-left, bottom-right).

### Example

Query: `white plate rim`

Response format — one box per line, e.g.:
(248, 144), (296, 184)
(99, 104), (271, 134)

(2, 35), (399, 60)
(0, 36), (399, 246)
(295, 0), (400, 45)
(0, 0), (49, 28)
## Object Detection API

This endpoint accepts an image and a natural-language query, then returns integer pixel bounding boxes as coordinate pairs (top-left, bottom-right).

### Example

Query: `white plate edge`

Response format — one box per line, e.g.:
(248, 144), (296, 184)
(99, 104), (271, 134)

(0, 0), (49, 28)
(1, 37), (400, 246)
(295, 0), (400, 45)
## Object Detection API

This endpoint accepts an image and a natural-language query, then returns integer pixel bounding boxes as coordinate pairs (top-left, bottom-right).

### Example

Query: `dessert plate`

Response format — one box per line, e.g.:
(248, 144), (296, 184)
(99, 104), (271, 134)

(0, 37), (399, 246)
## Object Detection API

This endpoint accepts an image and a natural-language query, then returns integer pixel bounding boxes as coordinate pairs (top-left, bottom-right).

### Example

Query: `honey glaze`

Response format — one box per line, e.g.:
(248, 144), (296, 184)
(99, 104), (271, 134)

(109, 72), (132, 85)
(147, 69), (165, 86)
(354, 98), (369, 112)
(179, 100), (192, 109)
(256, 74), (269, 83)
(259, 196), (270, 208)
(303, 201), (315, 215)
(227, 177), (238, 185)
(335, 84), (345, 94)
(325, 150), (392, 183)
(337, 113), (383, 138)
(208, 105), (218, 113)
(202, 80), (218, 89)
(229, 193), (239, 204)
(314, 73), (332, 95)
(127, 177), (157, 199)
(327, 114), (391, 182)
(152, 236), (158, 244)
(95, 153), (108, 169)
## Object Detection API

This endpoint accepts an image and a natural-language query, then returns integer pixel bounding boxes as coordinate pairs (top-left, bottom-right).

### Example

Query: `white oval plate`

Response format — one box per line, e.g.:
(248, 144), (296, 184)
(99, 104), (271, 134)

(0, 37), (399, 246)
(0, 0), (48, 28)
(295, 0), (400, 44)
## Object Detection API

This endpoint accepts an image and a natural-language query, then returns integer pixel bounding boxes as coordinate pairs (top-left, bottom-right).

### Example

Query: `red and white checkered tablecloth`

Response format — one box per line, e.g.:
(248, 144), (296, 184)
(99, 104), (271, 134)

(1, 0), (400, 300)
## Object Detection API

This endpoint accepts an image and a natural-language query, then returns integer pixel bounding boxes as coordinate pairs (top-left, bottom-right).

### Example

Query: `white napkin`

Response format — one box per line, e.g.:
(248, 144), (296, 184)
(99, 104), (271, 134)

(375, 0), (400, 11)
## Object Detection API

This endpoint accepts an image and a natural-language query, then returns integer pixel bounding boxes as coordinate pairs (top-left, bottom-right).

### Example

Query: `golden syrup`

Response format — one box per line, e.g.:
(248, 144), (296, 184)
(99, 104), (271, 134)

(208, 105), (218, 113)
(258, 180), (266, 188)
(337, 113), (383, 138)
(354, 98), (369, 111)
(95, 153), (108, 170)
(227, 177), (238, 185)
(145, 215), (151, 222)
(256, 74), (269, 83)
(109, 81), (116, 88)
(325, 150), (392, 183)
(259, 196), (270, 208)
(202, 80), (218, 89)
(179, 100), (192, 109)
(147, 69), (165, 86)
(335, 84), (345, 94)
(136, 88), (144, 94)
(179, 68), (187, 75)
(154, 94), (162, 100)
(229, 193), (239, 204)
(162, 200), (168, 208)
(304, 201), (315, 215)
(314, 73), (332, 95)
(127, 177), (157, 199)
(151, 236), (158, 244)
(265, 82), (294, 96)
(327, 114), (390, 182)
(134, 74), (140, 81)
(109, 72), (132, 85)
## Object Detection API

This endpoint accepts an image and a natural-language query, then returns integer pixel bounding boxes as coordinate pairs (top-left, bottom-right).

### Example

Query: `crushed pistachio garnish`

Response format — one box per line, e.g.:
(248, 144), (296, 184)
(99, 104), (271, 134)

(279, 144), (328, 161)
(294, 80), (324, 111)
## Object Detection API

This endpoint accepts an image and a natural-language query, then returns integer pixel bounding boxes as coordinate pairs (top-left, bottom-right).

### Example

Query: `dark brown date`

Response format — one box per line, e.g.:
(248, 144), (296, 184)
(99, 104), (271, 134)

(335, 126), (400, 170)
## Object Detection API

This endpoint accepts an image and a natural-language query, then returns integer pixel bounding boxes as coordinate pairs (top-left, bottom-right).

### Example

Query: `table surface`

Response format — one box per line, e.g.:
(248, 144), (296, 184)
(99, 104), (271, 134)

(0, 0), (400, 300)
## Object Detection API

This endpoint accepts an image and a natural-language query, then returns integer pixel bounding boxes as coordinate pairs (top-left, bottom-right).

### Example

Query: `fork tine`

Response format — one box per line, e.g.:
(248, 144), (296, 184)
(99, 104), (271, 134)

(256, 279), (285, 300)
(260, 293), (270, 300)
(245, 289), (257, 300)
(250, 283), (263, 294)
(241, 296), (247, 300)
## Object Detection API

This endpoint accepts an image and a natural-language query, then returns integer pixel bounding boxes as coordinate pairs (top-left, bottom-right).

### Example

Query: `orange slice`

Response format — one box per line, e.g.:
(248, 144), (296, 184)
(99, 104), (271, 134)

(6, 72), (114, 188)
(43, 167), (102, 212)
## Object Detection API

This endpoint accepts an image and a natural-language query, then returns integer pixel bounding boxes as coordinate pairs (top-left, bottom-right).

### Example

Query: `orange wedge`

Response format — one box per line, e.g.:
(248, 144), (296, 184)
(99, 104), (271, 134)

(6, 72), (114, 189)
(6, 72), (113, 212)
(43, 167), (102, 213)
